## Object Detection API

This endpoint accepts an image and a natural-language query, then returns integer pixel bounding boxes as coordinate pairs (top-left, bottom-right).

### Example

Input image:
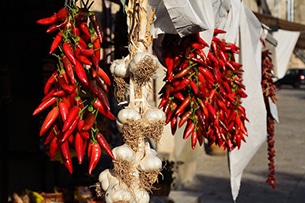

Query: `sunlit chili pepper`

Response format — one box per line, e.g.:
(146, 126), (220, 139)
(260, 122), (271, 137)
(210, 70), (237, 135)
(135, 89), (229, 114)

(59, 140), (73, 174)
(88, 141), (102, 174)
(62, 105), (80, 132)
(49, 31), (62, 54)
(96, 132), (114, 159)
(170, 115), (178, 135)
(175, 95), (191, 116)
(46, 18), (68, 33)
(39, 106), (59, 136)
(183, 120), (195, 139)
(62, 41), (77, 65)
(60, 115), (79, 143)
(75, 60), (89, 86)
(49, 136), (59, 160)
(36, 13), (58, 25)
(93, 98), (116, 120)
(178, 110), (192, 128)
(33, 96), (57, 116)
(44, 71), (58, 95)
(75, 132), (85, 164)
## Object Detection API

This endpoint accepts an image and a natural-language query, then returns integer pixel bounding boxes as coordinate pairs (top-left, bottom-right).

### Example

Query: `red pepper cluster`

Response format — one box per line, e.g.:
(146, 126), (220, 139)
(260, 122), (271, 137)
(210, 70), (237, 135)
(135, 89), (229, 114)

(158, 29), (248, 150)
(261, 49), (277, 189)
(33, 3), (114, 174)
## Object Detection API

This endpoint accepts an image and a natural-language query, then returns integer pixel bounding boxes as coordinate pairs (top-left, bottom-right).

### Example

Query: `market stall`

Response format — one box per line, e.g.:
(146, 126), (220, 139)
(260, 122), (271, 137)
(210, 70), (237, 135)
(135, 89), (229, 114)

(10, 0), (295, 202)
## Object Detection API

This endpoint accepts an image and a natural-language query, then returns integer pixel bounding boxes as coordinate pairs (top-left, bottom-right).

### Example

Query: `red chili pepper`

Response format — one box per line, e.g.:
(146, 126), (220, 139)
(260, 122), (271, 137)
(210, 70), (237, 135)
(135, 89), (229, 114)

(173, 78), (191, 92)
(165, 102), (177, 124)
(82, 112), (96, 131)
(45, 124), (59, 144)
(91, 36), (101, 64)
(191, 42), (206, 50)
(75, 60), (89, 86)
(36, 13), (57, 25)
(89, 79), (111, 111)
(49, 136), (59, 160)
(96, 75), (109, 93)
(62, 41), (76, 65)
(75, 36), (87, 50)
(75, 96), (85, 109)
(62, 54), (75, 84)
(165, 54), (174, 82)
(195, 32), (209, 47)
(183, 120), (195, 139)
(97, 67), (111, 86)
(93, 99), (116, 120)
(178, 110), (192, 128)
(89, 11), (104, 43)
(191, 129), (198, 149)
(79, 48), (95, 57)
(175, 95), (191, 116)
(190, 81), (198, 95)
(58, 72), (75, 93)
(44, 71), (58, 95)
(96, 132), (114, 159)
(158, 97), (168, 109)
(196, 126), (204, 146)
(91, 54), (100, 71)
(198, 67), (215, 83)
(236, 115), (248, 136)
(170, 115), (178, 135)
(62, 106), (80, 132)
(39, 106), (59, 136)
(79, 22), (91, 41)
(75, 48), (92, 65)
(52, 90), (67, 97)
(46, 18), (68, 33)
(173, 92), (185, 101)
(214, 28), (227, 35)
(77, 120), (90, 140)
(59, 141), (73, 174)
(58, 100), (69, 122)
(56, 7), (68, 22)
(60, 115), (79, 143)
(173, 66), (191, 79)
(49, 31), (62, 54)
(33, 96), (57, 116)
(225, 61), (236, 71)
(88, 141), (102, 174)
(75, 132), (85, 164)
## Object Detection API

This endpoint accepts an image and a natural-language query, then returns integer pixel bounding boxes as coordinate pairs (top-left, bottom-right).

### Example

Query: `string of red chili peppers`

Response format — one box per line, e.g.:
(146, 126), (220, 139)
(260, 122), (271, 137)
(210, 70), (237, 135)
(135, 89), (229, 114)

(158, 29), (248, 150)
(261, 48), (277, 189)
(33, 1), (115, 174)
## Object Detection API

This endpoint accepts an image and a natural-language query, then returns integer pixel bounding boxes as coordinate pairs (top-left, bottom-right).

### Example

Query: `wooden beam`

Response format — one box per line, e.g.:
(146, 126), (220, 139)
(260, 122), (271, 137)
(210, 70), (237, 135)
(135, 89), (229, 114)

(253, 12), (305, 49)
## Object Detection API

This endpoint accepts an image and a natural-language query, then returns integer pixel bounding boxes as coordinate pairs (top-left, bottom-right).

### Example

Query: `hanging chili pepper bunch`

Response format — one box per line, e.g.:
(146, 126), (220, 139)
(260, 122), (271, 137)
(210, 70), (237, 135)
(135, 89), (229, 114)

(33, 0), (115, 174)
(261, 48), (277, 189)
(158, 29), (248, 151)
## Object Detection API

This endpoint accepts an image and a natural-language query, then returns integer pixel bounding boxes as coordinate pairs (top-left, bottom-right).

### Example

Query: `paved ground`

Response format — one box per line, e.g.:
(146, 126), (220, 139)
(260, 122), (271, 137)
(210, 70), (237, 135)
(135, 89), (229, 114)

(168, 86), (305, 203)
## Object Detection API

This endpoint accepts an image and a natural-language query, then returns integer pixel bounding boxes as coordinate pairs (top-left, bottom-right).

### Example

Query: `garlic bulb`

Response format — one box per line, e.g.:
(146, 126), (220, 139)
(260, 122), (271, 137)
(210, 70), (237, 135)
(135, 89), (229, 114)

(98, 169), (120, 191)
(98, 169), (111, 191)
(143, 107), (166, 123)
(133, 187), (150, 203)
(139, 142), (162, 171)
(129, 52), (159, 71)
(117, 106), (141, 124)
(112, 143), (135, 161)
(110, 56), (130, 78)
(104, 179), (135, 203)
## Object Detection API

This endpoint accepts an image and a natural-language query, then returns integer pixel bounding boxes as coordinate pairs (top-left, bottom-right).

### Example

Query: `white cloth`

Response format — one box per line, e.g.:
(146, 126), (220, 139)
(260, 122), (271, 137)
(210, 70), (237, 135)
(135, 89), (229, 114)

(228, 3), (267, 201)
(272, 29), (300, 79)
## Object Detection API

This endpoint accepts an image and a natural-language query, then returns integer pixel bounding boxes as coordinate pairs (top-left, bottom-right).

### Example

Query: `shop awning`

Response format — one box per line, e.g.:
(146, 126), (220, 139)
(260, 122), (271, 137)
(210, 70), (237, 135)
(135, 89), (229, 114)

(254, 12), (305, 49)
